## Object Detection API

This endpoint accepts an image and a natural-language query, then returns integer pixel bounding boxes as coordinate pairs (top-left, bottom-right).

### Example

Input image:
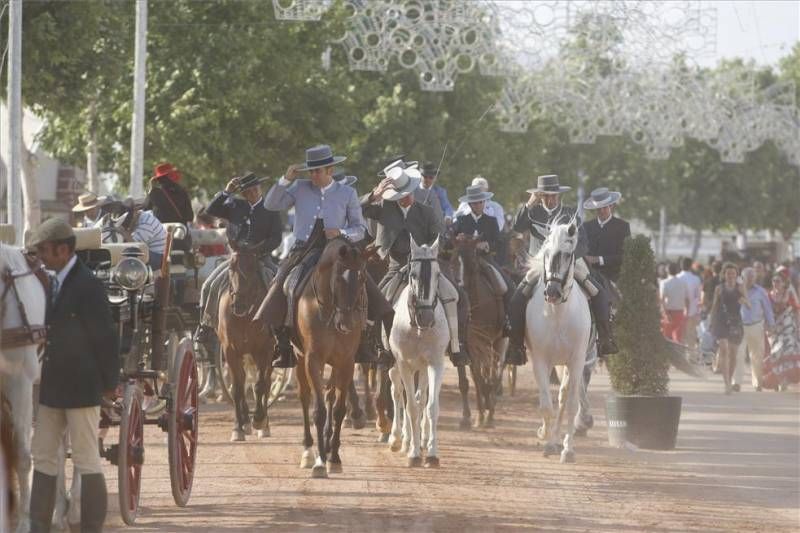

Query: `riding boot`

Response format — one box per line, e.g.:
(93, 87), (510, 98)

(30, 470), (58, 533)
(443, 298), (468, 367)
(587, 286), (619, 357)
(355, 322), (377, 364)
(508, 278), (536, 352)
(80, 473), (107, 533)
(376, 314), (395, 369)
(272, 326), (297, 368)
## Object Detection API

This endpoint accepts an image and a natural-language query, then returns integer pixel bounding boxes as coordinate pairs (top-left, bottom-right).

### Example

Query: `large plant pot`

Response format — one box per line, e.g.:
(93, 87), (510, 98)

(605, 395), (682, 450)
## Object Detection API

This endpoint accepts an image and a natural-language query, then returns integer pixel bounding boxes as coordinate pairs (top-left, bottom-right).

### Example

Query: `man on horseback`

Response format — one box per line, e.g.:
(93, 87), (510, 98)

(451, 184), (513, 336)
(361, 159), (468, 367)
(582, 187), (630, 284)
(508, 174), (619, 357)
(257, 144), (384, 369)
(194, 172), (283, 345)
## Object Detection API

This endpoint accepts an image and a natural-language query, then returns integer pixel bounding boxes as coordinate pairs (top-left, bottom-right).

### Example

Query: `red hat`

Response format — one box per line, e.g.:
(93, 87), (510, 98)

(153, 162), (181, 182)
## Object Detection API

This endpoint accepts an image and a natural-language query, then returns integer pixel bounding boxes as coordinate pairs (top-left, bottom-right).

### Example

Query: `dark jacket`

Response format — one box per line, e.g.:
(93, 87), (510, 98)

(584, 216), (631, 282)
(206, 192), (282, 256)
(361, 195), (442, 263)
(146, 178), (194, 224)
(513, 203), (588, 257)
(452, 212), (500, 253)
(40, 259), (120, 408)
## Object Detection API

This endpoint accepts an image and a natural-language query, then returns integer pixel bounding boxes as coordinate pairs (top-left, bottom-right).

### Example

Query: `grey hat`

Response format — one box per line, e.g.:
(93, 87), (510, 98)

(458, 185), (494, 204)
(236, 172), (268, 191)
(583, 187), (622, 210)
(526, 174), (571, 194)
(332, 168), (358, 187)
(28, 217), (75, 248)
(297, 144), (346, 172)
(381, 164), (422, 202)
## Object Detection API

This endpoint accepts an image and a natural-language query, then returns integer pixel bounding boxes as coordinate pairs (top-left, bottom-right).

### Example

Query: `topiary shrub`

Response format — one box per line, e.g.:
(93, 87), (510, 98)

(607, 234), (670, 396)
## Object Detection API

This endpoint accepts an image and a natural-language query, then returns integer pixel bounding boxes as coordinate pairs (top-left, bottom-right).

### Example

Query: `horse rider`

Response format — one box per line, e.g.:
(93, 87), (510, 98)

(508, 174), (619, 357)
(582, 187), (631, 284)
(257, 144), (385, 369)
(194, 172), (283, 346)
(362, 159), (468, 367)
(418, 161), (455, 226)
(451, 184), (514, 335)
(454, 176), (506, 231)
(27, 218), (119, 533)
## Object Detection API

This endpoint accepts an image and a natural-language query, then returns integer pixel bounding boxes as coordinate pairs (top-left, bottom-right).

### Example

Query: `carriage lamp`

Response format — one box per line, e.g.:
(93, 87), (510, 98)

(113, 257), (149, 291)
(171, 223), (188, 241)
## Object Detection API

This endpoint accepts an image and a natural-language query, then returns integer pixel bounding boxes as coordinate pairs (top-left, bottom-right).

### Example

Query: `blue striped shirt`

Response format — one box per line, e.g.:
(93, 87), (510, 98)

(133, 210), (167, 255)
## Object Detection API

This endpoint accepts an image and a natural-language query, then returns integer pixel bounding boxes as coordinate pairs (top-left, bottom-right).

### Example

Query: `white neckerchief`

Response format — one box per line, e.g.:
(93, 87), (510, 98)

(319, 180), (335, 194)
(400, 204), (411, 219)
(471, 212), (482, 223)
(598, 213), (614, 228)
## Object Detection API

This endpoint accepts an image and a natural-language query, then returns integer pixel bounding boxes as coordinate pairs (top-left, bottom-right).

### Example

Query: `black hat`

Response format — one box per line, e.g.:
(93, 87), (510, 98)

(237, 172), (268, 191)
(421, 161), (439, 177)
(526, 174), (571, 194)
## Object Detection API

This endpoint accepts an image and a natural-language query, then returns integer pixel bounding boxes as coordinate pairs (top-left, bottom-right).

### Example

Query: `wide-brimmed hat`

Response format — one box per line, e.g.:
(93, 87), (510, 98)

(297, 144), (346, 172)
(526, 174), (571, 194)
(421, 161), (439, 177)
(152, 162), (181, 182)
(459, 184), (494, 204)
(377, 155), (418, 177)
(236, 172), (268, 192)
(332, 169), (358, 187)
(72, 192), (101, 213)
(583, 187), (622, 210)
(381, 164), (422, 202)
(471, 175), (489, 191)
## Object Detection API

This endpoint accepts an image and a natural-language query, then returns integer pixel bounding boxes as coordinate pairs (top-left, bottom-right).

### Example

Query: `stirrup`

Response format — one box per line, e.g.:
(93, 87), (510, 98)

(272, 328), (297, 368)
(598, 337), (619, 357)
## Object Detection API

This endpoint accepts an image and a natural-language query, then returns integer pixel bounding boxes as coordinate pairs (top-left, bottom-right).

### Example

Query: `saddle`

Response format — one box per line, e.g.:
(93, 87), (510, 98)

(283, 247), (324, 328)
(379, 266), (410, 308)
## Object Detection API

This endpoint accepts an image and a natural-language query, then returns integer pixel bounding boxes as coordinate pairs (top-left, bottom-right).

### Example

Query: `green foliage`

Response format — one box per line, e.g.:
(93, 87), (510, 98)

(608, 235), (671, 396)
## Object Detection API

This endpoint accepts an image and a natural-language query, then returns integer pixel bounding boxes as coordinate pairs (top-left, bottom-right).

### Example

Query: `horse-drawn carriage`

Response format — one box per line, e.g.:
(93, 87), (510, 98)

(73, 226), (198, 525)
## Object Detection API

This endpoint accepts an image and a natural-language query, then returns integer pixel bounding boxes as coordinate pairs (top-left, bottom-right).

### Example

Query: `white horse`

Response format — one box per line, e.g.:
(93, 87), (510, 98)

(525, 222), (592, 463)
(387, 237), (449, 468)
(0, 243), (47, 532)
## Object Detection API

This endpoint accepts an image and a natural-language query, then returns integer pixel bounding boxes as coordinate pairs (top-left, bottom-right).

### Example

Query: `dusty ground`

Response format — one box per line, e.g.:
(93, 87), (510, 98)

(102, 365), (800, 532)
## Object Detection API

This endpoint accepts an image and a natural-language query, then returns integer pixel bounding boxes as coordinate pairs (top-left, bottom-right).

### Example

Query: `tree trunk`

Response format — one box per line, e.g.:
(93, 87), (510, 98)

(86, 99), (99, 193)
(20, 118), (40, 241)
(690, 228), (702, 260)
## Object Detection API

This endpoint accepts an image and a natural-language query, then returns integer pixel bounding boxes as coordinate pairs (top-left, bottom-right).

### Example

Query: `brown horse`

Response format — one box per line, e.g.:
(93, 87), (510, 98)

(217, 242), (275, 442)
(456, 236), (508, 428)
(295, 238), (372, 478)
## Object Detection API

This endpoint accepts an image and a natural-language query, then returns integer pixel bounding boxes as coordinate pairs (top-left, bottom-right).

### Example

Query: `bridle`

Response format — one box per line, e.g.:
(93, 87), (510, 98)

(1, 258), (48, 349)
(228, 247), (263, 319)
(408, 256), (437, 329)
(312, 240), (367, 327)
(542, 248), (575, 304)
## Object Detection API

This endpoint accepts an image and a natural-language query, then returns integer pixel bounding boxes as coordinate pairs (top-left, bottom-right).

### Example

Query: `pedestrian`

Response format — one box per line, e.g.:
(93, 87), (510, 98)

(701, 260), (723, 316)
(710, 262), (749, 395)
(762, 272), (800, 391)
(677, 257), (703, 349)
(732, 267), (775, 391)
(660, 262), (690, 342)
(145, 162), (194, 225)
(27, 218), (119, 532)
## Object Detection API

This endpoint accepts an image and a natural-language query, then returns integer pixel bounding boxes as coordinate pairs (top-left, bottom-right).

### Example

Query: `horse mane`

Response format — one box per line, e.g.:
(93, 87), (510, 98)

(318, 236), (354, 269)
(0, 244), (46, 328)
(526, 216), (580, 278)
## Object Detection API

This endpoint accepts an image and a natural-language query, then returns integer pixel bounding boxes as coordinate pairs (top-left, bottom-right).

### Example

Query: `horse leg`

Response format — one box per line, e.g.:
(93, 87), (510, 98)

(456, 365), (472, 430)
(561, 361), (582, 464)
(575, 362), (594, 436)
(532, 357), (558, 456)
(296, 357), (315, 469)
(3, 373), (33, 533)
(228, 351), (248, 442)
(469, 361), (486, 428)
(424, 363), (444, 468)
(387, 365), (404, 452)
(363, 363), (377, 421)
(324, 386), (335, 455)
(308, 357), (328, 478)
(417, 371), (429, 449)
(327, 365), (352, 474)
(398, 363), (422, 467)
(346, 379), (365, 430)
(252, 353), (270, 438)
(376, 367), (393, 440)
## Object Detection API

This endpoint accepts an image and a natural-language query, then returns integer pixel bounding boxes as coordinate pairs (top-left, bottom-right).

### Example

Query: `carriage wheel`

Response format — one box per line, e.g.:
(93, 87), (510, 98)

(267, 368), (293, 407)
(168, 337), (198, 507)
(118, 383), (144, 525)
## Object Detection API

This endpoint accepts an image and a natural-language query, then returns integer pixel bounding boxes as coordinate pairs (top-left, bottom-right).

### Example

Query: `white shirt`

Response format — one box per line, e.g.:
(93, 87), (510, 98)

(455, 199), (505, 231)
(676, 270), (702, 317)
(660, 275), (690, 312)
(400, 205), (411, 219)
(52, 254), (78, 299)
(597, 213), (613, 228)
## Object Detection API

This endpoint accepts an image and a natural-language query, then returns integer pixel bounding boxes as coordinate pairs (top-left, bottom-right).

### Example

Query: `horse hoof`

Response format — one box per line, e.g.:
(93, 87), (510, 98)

(343, 417), (353, 428)
(543, 443), (562, 457)
(424, 456), (440, 469)
(242, 424), (252, 436)
(352, 415), (366, 430)
(583, 415), (595, 430)
(230, 430), (245, 442)
(378, 433), (390, 443)
(560, 450), (576, 464)
(407, 456), (423, 468)
(458, 418), (472, 431)
(574, 427), (588, 438)
(311, 465), (328, 479)
(389, 440), (401, 452)
(257, 428), (270, 439)
(326, 461), (343, 474)
(300, 450), (314, 469)
(400, 443), (410, 454)
(252, 418), (266, 430)
(537, 426), (546, 440)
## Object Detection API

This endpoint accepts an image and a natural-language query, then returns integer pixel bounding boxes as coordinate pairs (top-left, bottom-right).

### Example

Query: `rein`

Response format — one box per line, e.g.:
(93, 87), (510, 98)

(228, 251), (264, 319)
(542, 250), (575, 304)
(1, 263), (47, 349)
(312, 262), (367, 327)
(408, 257), (438, 329)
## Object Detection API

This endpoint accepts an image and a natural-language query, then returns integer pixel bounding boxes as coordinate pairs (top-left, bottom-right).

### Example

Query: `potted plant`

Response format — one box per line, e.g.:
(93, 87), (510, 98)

(606, 235), (682, 450)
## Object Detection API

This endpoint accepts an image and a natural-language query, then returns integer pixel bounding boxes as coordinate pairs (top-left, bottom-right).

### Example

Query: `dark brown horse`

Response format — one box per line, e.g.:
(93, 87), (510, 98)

(217, 242), (275, 442)
(456, 236), (508, 428)
(295, 238), (372, 478)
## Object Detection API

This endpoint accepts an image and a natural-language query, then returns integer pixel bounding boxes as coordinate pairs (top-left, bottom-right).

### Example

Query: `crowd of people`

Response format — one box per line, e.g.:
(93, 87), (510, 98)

(659, 256), (800, 393)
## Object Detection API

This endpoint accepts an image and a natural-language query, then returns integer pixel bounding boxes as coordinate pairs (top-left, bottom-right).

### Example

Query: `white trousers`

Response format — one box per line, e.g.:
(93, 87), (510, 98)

(32, 405), (102, 476)
(733, 321), (766, 388)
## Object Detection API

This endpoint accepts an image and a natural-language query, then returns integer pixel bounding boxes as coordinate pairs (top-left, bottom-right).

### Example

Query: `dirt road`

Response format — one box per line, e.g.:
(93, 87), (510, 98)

(103, 365), (799, 532)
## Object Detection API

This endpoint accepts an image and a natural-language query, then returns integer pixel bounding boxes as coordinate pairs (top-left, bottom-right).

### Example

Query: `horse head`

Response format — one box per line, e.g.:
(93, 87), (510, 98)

(228, 240), (266, 318)
(323, 238), (370, 334)
(541, 223), (578, 304)
(408, 236), (440, 329)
